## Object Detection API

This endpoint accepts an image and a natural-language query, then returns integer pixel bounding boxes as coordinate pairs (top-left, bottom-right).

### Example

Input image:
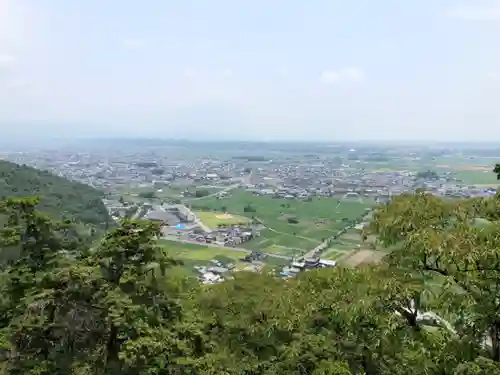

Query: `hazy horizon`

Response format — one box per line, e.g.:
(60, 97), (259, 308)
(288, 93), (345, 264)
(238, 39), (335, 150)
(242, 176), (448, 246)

(1, 0), (500, 141)
(3, 136), (500, 148)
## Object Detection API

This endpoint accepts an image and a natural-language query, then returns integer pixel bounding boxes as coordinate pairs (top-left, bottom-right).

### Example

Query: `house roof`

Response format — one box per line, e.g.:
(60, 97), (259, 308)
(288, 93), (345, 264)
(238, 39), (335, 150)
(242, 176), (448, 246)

(145, 210), (180, 225)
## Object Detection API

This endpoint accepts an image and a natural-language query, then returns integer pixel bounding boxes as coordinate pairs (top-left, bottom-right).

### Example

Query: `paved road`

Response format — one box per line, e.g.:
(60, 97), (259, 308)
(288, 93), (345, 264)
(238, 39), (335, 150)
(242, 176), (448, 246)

(162, 236), (292, 260)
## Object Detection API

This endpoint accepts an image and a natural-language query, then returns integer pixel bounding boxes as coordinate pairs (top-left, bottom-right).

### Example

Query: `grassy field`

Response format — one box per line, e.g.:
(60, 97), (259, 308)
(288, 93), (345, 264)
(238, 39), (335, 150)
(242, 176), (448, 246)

(195, 211), (250, 229)
(157, 239), (290, 275)
(452, 170), (499, 186)
(158, 239), (246, 262)
(190, 189), (373, 254)
(157, 239), (248, 275)
(360, 158), (498, 186)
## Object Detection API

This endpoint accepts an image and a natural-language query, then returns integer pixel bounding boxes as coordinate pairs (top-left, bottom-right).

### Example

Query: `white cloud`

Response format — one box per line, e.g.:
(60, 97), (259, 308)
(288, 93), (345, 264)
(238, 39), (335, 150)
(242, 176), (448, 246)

(447, 4), (500, 20)
(321, 67), (365, 84)
(122, 38), (144, 49)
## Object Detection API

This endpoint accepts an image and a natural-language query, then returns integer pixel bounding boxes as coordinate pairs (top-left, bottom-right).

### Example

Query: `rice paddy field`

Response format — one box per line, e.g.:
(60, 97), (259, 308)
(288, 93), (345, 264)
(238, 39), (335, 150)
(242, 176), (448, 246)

(157, 239), (290, 275)
(158, 239), (247, 264)
(190, 189), (374, 255)
(321, 229), (365, 261)
(451, 170), (499, 186)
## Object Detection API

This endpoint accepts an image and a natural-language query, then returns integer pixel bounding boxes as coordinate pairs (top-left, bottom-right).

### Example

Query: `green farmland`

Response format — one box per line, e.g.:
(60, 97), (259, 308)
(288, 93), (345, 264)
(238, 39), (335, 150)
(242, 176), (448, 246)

(321, 229), (365, 261)
(452, 170), (499, 186)
(157, 239), (289, 274)
(158, 239), (246, 263)
(157, 239), (247, 275)
(190, 189), (373, 255)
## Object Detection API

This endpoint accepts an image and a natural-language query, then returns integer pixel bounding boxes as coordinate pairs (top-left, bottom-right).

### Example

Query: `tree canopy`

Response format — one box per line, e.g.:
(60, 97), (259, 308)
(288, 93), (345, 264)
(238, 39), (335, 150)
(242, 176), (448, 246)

(0, 160), (110, 229)
(0, 169), (500, 373)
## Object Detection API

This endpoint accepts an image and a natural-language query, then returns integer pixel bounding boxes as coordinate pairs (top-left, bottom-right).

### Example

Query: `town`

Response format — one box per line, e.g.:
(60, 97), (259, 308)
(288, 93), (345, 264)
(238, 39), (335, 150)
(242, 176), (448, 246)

(1, 140), (498, 284)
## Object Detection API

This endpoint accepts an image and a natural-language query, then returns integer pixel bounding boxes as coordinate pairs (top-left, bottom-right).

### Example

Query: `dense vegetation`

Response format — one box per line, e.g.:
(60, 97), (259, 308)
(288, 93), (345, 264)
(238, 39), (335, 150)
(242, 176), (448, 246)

(1, 169), (500, 373)
(0, 160), (110, 228)
(416, 169), (439, 180)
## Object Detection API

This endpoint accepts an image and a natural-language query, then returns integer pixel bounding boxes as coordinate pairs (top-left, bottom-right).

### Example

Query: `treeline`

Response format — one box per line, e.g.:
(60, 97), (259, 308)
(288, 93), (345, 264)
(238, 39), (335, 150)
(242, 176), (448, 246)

(232, 155), (269, 162)
(0, 160), (110, 229)
(2, 179), (500, 372)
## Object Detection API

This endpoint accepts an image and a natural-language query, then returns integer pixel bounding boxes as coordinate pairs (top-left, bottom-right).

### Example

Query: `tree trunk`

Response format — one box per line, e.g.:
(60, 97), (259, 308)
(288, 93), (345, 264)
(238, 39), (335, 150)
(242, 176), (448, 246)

(490, 323), (500, 361)
(105, 324), (120, 371)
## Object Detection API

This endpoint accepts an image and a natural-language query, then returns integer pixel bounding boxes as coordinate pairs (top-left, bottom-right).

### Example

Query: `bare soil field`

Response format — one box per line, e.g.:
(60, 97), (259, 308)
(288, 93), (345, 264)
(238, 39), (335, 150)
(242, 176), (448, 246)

(341, 249), (385, 267)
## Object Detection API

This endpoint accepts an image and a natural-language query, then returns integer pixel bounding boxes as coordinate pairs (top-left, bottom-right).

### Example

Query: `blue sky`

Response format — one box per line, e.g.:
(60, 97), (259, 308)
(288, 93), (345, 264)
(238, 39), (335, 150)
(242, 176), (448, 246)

(0, 0), (500, 141)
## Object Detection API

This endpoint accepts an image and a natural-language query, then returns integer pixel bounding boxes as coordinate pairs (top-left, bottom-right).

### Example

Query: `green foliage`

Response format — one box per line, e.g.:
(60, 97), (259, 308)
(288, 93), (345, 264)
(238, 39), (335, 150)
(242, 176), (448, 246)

(194, 189), (210, 198)
(494, 164), (500, 181)
(138, 191), (156, 199)
(416, 170), (439, 180)
(2, 166), (500, 374)
(243, 203), (257, 213)
(0, 160), (110, 228)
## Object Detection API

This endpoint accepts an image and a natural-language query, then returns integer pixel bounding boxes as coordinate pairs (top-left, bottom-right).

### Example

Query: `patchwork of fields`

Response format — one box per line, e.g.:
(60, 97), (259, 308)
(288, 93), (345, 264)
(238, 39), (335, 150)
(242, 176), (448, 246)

(361, 159), (499, 186)
(191, 189), (373, 256)
(158, 239), (245, 261)
(157, 239), (290, 275)
(450, 170), (499, 186)
(321, 229), (365, 260)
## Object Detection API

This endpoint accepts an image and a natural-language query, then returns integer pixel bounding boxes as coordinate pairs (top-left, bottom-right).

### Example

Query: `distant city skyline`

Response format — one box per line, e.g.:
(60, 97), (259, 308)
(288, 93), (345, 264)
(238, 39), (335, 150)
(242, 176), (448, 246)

(1, 0), (500, 141)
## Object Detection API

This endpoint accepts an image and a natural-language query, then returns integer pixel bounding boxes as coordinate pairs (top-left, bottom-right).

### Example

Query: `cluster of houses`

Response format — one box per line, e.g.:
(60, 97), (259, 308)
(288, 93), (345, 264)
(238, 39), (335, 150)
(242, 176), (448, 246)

(194, 255), (264, 285)
(185, 225), (259, 246)
(245, 166), (498, 202)
(279, 257), (337, 277)
(194, 259), (235, 284)
(195, 252), (340, 285)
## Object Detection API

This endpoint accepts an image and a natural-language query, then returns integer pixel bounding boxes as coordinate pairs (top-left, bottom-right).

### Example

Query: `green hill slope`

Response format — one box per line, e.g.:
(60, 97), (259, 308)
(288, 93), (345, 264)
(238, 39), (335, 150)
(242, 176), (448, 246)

(0, 159), (110, 227)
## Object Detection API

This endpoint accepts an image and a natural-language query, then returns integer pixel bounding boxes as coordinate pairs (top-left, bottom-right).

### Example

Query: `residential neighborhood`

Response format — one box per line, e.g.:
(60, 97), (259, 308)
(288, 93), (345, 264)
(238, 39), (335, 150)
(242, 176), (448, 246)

(1, 140), (498, 284)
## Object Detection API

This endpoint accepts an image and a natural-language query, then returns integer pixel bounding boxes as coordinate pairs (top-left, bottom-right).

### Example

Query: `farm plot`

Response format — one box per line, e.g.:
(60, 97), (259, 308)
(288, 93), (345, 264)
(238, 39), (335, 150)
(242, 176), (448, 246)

(190, 189), (373, 252)
(341, 249), (386, 267)
(195, 211), (250, 229)
(320, 229), (365, 261)
(157, 239), (247, 264)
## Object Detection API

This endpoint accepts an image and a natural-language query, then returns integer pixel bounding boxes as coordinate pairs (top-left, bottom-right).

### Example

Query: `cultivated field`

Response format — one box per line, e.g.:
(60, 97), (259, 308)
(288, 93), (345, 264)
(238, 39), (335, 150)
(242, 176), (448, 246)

(319, 225), (388, 266)
(432, 159), (497, 185)
(157, 239), (290, 275)
(195, 211), (250, 229)
(321, 229), (365, 261)
(158, 239), (246, 263)
(341, 249), (385, 267)
(190, 189), (373, 255)
(452, 170), (499, 186)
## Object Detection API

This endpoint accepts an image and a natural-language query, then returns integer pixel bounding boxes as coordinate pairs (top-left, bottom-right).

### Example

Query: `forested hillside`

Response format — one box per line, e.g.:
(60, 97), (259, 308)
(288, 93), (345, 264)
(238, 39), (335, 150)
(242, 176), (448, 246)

(0, 169), (500, 374)
(0, 160), (109, 227)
